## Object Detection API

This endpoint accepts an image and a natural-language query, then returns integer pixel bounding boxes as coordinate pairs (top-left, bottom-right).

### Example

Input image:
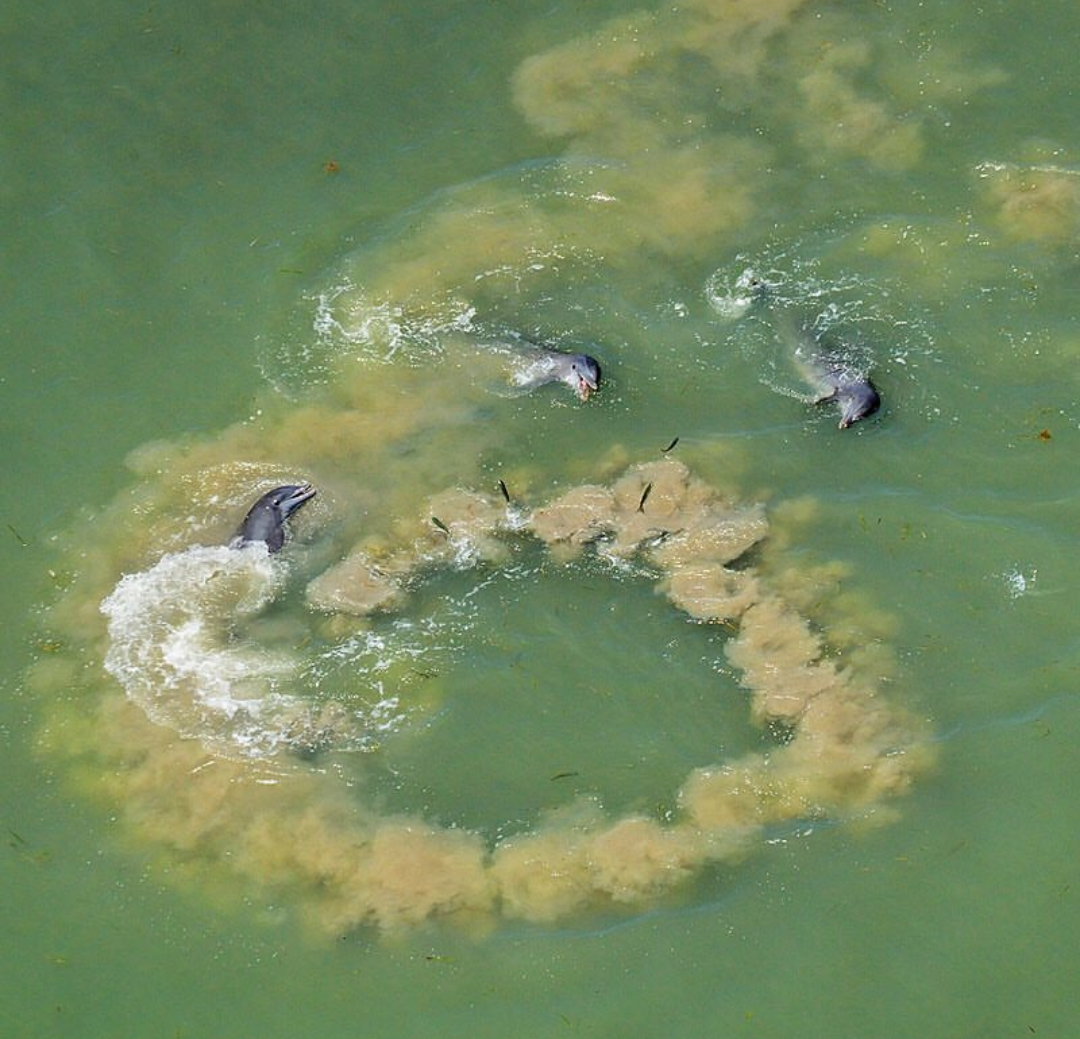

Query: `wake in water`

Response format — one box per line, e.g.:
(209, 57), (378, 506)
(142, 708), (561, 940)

(101, 545), (290, 755)
(706, 250), (944, 425)
(99, 543), (411, 759)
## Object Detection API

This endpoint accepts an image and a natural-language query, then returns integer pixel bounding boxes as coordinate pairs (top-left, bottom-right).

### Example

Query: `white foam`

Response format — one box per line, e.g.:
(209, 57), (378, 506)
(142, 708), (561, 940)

(976, 159), (1080, 180)
(313, 284), (478, 367)
(101, 544), (304, 757)
(261, 278), (483, 394)
(704, 266), (765, 320)
(1000, 565), (1037, 601)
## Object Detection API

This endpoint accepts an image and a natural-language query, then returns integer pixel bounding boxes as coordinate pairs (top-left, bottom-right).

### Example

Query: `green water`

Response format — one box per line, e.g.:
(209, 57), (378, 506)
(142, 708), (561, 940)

(4, 0), (1080, 1035)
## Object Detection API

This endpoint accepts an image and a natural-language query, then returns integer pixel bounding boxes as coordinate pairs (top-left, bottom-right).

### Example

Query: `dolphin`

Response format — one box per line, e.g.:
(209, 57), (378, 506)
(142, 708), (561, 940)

(795, 347), (881, 429)
(504, 338), (602, 401)
(229, 483), (316, 553)
(747, 277), (881, 429)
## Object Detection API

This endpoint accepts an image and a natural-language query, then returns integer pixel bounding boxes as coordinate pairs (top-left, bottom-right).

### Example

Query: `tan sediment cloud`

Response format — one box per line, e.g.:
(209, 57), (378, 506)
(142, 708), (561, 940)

(33, 450), (932, 937)
(325, 0), (809, 323)
(512, 0), (807, 143)
(306, 553), (405, 616)
(27, 0), (981, 940)
(794, 43), (925, 171)
(977, 160), (1080, 243)
(511, 12), (659, 140)
(306, 0), (1010, 348)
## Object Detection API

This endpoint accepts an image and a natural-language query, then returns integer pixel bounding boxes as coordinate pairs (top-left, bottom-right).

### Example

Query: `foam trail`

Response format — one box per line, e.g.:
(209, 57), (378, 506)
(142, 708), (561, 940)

(101, 544), (301, 757)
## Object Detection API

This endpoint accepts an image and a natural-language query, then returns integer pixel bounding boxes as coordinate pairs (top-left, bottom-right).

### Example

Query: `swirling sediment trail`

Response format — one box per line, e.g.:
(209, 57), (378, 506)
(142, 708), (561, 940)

(33, 457), (932, 936)
(23, 0), (1005, 938)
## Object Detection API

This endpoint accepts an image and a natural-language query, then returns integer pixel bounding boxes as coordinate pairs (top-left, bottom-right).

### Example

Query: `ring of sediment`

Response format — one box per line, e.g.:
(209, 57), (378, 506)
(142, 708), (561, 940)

(268, 456), (926, 930)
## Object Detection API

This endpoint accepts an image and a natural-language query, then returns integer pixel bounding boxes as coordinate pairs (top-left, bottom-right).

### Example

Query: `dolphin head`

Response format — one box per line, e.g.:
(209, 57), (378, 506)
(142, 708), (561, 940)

(231, 483), (317, 553)
(563, 353), (602, 401)
(836, 379), (881, 428)
(268, 483), (318, 520)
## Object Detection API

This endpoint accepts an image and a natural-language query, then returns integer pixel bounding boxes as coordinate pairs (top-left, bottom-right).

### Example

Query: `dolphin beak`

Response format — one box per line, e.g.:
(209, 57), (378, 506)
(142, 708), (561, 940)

(282, 483), (317, 515)
(578, 376), (597, 401)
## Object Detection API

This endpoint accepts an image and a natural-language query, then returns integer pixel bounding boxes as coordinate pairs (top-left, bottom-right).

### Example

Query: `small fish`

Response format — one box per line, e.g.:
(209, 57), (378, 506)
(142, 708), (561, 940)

(498, 479), (511, 503)
(550, 771), (580, 781)
(661, 436), (680, 453)
(7, 524), (27, 547)
(637, 483), (653, 513)
(431, 516), (451, 536)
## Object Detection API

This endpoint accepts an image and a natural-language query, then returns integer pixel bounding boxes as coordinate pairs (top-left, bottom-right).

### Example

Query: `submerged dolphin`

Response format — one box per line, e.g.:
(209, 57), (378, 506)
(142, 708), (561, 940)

(229, 483), (316, 553)
(795, 348), (881, 429)
(748, 277), (881, 429)
(505, 338), (602, 401)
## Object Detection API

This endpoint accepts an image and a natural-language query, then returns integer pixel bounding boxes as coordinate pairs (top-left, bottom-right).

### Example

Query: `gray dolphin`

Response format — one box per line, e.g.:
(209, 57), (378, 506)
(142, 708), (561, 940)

(795, 347), (881, 429)
(748, 277), (881, 429)
(229, 483), (316, 553)
(505, 338), (602, 401)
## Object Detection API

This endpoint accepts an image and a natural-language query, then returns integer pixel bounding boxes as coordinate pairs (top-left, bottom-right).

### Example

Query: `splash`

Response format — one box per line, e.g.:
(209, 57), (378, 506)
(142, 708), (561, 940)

(100, 544), (298, 757)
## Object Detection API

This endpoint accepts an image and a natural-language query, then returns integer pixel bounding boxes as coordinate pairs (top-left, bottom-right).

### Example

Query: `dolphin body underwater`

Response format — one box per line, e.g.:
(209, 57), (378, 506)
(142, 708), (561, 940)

(747, 278), (881, 429)
(229, 484), (316, 553)
(794, 347), (881, 429)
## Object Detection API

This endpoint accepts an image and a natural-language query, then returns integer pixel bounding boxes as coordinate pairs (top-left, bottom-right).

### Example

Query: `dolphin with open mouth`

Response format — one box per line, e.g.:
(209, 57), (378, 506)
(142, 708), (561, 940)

(503, 337), (602, 401)
(229, 483), (317, 553)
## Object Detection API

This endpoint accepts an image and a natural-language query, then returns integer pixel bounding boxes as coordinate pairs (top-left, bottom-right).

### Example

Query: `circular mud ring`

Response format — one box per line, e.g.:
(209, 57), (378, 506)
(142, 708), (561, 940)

(91, 457), (930, 935)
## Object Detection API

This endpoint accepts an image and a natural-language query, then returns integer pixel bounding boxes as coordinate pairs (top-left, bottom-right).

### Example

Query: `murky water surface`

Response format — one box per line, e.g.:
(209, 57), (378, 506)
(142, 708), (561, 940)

(3, 1), (1079, 1035)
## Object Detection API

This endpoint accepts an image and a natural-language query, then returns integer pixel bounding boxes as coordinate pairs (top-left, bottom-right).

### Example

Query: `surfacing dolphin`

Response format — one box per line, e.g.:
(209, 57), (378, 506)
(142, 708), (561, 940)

(229, 483), (316, 553)
(501, 335), (602, 401)
(795, 348), (881, 429)
(748, 276), (881, 429)
(517, 348), (601, 401)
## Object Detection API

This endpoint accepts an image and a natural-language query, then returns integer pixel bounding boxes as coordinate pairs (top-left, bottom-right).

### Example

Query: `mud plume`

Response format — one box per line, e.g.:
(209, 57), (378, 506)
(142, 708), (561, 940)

(32, 452), (931, 936)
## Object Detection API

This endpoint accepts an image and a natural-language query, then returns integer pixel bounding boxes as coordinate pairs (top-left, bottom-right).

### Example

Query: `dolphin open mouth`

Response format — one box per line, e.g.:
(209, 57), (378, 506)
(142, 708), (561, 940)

(280, 483), (317, 517)
(575, 358), (601, 401)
